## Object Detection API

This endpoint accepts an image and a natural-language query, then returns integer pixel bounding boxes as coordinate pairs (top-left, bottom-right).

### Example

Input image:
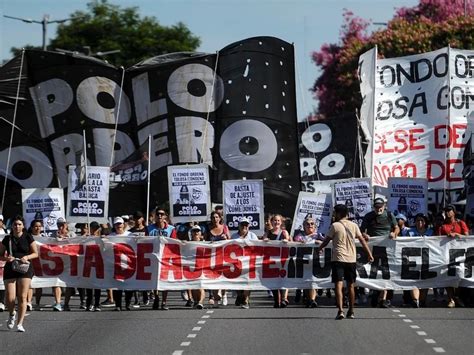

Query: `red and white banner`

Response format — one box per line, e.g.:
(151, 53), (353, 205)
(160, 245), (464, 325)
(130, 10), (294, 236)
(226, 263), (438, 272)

(1, 236), (473, 290)
(360, 47), (474, 190)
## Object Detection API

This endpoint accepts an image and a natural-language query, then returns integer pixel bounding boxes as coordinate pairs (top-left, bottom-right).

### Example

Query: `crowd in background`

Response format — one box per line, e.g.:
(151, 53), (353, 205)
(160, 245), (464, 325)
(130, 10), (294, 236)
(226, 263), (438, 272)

(1, 199), (474, 331)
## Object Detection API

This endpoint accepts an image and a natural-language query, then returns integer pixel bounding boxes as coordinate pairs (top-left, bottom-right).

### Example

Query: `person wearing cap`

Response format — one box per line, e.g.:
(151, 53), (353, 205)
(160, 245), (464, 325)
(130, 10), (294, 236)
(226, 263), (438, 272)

(360, 197), (399, 308)
(293, 216), (325, 308)
(395, 213), (410, 236)
(436, 205), (468, 308)
(50, 217), (76, 312)
(109, 217), (133, 311)
(231, 218), (259, 309)
(147, 209), (176, 310)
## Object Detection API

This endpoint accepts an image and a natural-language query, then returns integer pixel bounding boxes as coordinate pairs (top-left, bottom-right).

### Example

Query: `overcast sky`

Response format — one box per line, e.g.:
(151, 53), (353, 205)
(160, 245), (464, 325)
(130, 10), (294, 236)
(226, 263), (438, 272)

(0, 0), (418, 119)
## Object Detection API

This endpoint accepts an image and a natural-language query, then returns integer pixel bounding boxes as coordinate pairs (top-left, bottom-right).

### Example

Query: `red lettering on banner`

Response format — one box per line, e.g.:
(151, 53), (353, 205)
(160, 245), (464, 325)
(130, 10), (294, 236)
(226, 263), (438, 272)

(31, 257), (43, 276)
(183, 247), (207, 279)
(202, 246), (223, 279)
(61, 245), (84, 276)
(136, 243), (153, 280)
(373, 163), (417, 186)
(244, 246), (265, 279)
(159, 244), (183, 280)
(262, 246), (281, 278)
(222, 244), (243, 279)
(374, 128), (425, 154)
(434, 124), (467, 149)
(114, 243), (136, 281)
(83, 244), (104, 279)
(280, 247), (289, 277)
(427, 159), (462, 182)
(40, 245), (64, 276)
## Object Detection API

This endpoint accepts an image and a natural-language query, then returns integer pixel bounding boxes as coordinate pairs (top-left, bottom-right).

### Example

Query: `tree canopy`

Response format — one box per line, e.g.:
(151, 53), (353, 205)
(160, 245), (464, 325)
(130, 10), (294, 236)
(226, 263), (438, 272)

(11, 0), (201, 67)
(311, 0), (474, 119)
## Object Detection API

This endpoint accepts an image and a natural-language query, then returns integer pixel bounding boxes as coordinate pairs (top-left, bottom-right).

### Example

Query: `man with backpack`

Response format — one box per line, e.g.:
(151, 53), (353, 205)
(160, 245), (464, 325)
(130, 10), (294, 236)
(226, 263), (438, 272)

(360, 197), (399, 308)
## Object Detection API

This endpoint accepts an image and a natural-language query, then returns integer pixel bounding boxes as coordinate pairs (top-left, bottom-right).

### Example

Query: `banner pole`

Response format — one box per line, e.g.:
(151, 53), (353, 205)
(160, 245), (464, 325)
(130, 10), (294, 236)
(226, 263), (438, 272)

(83, 130), (90, 229)
(146, 135), (151, 226)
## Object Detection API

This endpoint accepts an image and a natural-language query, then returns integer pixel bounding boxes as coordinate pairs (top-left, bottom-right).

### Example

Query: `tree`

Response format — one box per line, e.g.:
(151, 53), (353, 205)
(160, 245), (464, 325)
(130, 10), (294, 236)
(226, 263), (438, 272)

(11, 0), (200, 67)
(311, 0), (474, 119)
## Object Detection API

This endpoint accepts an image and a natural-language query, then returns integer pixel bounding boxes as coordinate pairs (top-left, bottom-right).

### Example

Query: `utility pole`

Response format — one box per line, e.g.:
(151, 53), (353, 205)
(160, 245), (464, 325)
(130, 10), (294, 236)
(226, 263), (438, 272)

(4, 14), (82, 51)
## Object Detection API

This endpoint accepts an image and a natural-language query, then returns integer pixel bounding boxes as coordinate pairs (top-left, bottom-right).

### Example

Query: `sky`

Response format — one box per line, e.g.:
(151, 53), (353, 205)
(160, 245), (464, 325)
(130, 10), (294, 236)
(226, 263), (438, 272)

(0, 0), (418, 119)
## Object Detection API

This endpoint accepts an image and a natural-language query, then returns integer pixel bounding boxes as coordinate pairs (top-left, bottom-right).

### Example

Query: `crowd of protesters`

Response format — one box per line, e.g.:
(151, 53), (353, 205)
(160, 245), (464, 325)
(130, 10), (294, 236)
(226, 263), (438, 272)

(1, 199), (474, 331)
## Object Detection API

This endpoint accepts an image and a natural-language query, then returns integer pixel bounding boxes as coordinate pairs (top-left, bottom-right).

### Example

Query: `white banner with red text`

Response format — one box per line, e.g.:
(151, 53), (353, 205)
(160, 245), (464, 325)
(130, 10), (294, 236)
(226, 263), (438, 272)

(0, 236), (472, 290)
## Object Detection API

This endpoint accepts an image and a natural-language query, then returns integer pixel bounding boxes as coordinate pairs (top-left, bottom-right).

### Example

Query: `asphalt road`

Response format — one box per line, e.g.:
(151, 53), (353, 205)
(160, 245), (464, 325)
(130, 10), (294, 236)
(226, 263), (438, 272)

(0, 290), (472, 355)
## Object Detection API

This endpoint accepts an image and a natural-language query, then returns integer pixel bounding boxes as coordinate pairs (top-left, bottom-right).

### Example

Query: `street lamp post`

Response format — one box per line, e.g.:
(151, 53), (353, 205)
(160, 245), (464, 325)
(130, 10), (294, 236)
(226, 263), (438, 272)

(4, 14), (82, 51)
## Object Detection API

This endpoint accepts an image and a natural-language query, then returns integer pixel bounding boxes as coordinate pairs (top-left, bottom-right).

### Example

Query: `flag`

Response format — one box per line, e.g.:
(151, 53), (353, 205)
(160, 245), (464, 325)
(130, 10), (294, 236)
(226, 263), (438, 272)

(110, 138), (149, 184)
(72, 149), (86, 192)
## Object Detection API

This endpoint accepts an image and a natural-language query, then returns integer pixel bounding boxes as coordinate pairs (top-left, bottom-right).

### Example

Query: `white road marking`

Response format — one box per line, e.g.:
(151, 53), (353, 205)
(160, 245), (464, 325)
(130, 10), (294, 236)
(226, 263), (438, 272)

(172, 351), (183, 355)
(403, 319), (413, 323)
(392, 309), (401, 313)
(398, 314), (406, 318)
(187, 334), (197, 338)
(197, 320), (206, 324)
(202, 315), (210, 319)
(206, 310), (214, 314)
(180, 342), (191, 347)
(424, 339), (436, 344)
(416, 331), (427, 336)
(433, 347), (446, 353)
(410, 325), (420, 329)
(192, 327), (201, 331)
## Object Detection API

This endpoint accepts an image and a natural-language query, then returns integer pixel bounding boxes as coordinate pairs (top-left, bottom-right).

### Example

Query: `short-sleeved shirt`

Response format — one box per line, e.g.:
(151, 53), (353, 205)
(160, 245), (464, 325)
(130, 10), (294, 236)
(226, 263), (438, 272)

(2, 233), (34, 259)
(231, 231), (258, 240)
(361, 210), (397, 237)
(437, 219), (469, 236)
(408, 227), (434, 237)
(148, 223), (177, 238)
(326, 220), (361, 263)
(129, 226), (148, 237)
(293, 232), (325, 243)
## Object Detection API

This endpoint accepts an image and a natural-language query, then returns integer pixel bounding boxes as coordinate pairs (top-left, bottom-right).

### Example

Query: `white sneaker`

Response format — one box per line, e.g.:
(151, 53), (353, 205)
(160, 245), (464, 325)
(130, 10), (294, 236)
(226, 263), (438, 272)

(26, 303), (32, 312)
(7, 312), (16, 330)
(222, 293), (228, 306)
(0, 302), (5, 312)
(17, 324), (25, 332)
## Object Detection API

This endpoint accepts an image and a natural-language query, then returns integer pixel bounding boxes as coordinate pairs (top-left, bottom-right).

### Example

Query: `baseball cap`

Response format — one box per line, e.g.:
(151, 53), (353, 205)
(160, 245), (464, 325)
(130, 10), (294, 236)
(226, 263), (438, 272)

(113, 216), (124, 225)
(0, 214), (3, 221)
(444, 204), (456, 212)
(121, 215), (130, 221)
(239, 217), (250, 225)
(190, 225), (201, 232)
(373, 197), (385, 206)
(396, 213), (407, 221)
(57, 217), (67, 225)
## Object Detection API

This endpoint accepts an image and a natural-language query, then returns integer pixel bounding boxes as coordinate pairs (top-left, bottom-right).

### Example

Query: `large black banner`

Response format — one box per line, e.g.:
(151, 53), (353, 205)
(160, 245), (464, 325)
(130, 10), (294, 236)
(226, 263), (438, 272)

(0, 37), (300, 218)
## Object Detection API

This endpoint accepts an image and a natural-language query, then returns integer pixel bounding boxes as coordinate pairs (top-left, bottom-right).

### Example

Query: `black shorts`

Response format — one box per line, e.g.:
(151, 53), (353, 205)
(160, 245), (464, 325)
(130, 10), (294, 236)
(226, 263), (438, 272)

(331, 262), (356, 283)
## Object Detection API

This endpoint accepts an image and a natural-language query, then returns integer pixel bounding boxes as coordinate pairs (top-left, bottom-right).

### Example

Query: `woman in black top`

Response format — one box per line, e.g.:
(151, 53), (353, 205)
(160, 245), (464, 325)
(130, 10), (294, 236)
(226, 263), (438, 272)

(0, 215), (38, 332)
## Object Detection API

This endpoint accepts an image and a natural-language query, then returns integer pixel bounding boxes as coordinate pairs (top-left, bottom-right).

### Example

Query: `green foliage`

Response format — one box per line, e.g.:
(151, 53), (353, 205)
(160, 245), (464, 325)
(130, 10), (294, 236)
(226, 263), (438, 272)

(311, 1), (474, 118)
(11, 0), (200, 67)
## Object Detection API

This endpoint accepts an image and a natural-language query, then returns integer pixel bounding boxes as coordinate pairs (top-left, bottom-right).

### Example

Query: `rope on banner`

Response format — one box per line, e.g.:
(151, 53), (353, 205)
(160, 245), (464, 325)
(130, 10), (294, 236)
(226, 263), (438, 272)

(1, 49), (25, 211)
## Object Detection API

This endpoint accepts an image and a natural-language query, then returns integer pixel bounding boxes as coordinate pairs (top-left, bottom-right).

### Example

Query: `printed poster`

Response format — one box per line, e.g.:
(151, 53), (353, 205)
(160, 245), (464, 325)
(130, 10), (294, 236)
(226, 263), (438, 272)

(387, 177), (428, 225)
(334, 178), (372, 227)
(66, 165), (110, 223)
(21, 188), (65, 233)
(168, 164), (211, 223)
(290, 191), (333, 237)
(223, 179), (264, 235)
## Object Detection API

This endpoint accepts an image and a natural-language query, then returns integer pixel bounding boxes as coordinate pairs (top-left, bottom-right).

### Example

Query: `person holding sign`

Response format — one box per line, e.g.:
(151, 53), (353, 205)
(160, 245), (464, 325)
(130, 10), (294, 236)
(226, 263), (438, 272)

(0, 215), (38, 332)
(189, 225), (206, 309)
(293, 217), (325, 307)
(318, 204), (374, 320)
(436, 205), (468, 308)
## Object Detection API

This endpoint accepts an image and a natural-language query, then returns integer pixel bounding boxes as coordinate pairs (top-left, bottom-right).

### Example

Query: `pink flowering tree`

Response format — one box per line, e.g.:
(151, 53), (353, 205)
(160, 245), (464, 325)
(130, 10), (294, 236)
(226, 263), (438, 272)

(311, 0), (474, 119)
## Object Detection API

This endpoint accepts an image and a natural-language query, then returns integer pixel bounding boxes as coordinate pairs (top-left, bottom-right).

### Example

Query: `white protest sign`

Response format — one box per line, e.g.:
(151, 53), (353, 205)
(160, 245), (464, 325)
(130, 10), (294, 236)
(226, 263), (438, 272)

(387, 177), (428, 225)
(334, 178), (372, 226)
(21, 188), (65, 233)
(291, 191), (333, 237)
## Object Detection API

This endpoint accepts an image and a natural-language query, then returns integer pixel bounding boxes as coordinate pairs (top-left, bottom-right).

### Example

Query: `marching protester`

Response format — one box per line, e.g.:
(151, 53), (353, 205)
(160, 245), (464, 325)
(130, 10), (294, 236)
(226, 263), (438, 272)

(110, 216), (133, 311)
(51, 217), (77, 312)
(206, 211), (230, 306)
(406, 213), (433, 307)
(0, 214), (7, 312)
(318, 204), (374, 320)
(129, 211), (150, 306)
(28, 219), (46, 311)
(232, 217), (258, 309)
(436, 205), (468, 308)
(148, 208), (176, 310)
(396, 213), (410, 236)
(263, 214), (291, 308)
(0, 215), (38, 332)
(85, 221), (102, 311)
(189, 225), (206, 309)
(293, 216), (325, 307)
(360, 197), (399, 308)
